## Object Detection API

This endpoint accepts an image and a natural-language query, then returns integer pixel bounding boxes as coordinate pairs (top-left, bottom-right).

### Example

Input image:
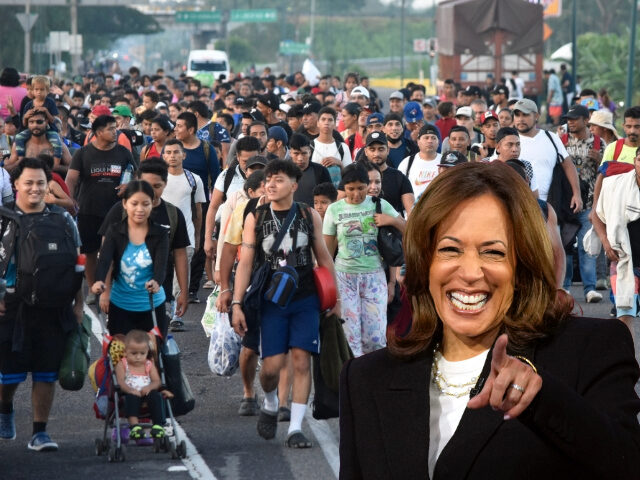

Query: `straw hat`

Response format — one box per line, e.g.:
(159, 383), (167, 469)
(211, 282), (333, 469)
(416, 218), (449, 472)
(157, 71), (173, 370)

(588, 110), (621, 139)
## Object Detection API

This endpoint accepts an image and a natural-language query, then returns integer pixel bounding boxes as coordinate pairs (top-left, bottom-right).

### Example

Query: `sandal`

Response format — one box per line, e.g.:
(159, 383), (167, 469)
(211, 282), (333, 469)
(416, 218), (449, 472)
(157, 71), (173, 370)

(256, 408), (278, 440)
(129, 425), (144, 440)
(150, 425), (165, 439)
(277, 406), (291, 422)
(285, 430), (312, 448)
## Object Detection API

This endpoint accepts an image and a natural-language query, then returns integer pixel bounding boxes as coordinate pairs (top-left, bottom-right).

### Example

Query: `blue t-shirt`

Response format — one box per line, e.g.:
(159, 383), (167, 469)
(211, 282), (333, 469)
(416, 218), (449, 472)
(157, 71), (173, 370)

(197, 121), (231, 144)
(110, 241), (166, 311)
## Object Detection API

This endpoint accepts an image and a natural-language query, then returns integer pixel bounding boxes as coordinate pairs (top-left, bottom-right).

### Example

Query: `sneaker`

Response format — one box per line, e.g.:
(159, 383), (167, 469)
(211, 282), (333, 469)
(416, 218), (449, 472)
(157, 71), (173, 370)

(0, 411), (16, 440)
(586, 290), (603, 303)
(85, 292), (97, 305)
(188, 292), (200, 304)
(27, 432), (58, 451)
(595, 278), (609, 291)
(610, 306), (617, 317)
(203, 280), (215, 289)
(150, 425), (165, 439)
(166, 300), (176, 318)
(170, 317), (185, 332)
(129, 425), (144, 440)
(238, 395), (259, 416)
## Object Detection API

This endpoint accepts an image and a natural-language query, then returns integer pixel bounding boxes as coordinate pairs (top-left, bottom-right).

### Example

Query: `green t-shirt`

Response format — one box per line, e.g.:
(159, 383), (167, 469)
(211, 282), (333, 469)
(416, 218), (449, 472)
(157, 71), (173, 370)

(601, 140), (636, 165)
(323, 196), (399, 273)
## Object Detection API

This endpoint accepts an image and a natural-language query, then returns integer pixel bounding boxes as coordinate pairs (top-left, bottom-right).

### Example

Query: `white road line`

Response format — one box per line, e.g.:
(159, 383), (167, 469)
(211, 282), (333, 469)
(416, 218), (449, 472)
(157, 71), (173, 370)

(304, 410), (340, 479)
(84, 305), (217, 480)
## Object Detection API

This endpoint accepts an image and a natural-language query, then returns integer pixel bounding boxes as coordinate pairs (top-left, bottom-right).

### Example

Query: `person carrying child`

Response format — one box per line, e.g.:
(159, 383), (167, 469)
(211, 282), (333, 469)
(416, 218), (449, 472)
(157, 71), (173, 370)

(115, 329), (165, 440)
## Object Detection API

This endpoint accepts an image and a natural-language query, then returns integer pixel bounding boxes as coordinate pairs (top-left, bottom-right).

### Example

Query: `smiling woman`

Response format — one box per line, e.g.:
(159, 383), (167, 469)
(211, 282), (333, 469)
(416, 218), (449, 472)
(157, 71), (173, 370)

(339, 162), (640, 480)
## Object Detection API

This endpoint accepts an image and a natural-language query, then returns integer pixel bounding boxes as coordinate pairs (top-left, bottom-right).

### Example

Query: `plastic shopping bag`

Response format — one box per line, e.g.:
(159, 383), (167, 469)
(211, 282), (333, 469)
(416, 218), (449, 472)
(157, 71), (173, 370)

(201, 287), (219, 337)
(208, 312), (242, 377)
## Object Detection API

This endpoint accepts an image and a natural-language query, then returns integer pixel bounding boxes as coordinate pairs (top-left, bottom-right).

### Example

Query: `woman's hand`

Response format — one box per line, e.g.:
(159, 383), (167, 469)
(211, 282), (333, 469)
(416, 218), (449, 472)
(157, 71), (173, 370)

(99, 290), (110, 313)
(145, 280), (160, 294)
(467, 334), (542, 420)
(92, 281), (106, 295)
(374, 213), (395, 227)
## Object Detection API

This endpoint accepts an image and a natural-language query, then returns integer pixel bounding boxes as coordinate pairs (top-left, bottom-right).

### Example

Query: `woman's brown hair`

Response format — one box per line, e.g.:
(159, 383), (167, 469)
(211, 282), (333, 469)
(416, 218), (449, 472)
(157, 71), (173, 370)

(388, 162), (571, 358)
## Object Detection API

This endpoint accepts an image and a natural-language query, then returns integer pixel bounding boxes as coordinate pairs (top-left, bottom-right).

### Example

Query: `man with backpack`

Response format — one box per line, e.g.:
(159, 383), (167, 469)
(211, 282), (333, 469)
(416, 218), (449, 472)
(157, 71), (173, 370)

(600, 106), (640, 165)
(311, 107), (352, 187)
(174, 111), (220, 303)
(398, 124), (442, 199)
(66, 115), (135, 306)
(203, 136), (261, 268)
(231, 159), (338, 448)
(187, 100), (230, 166)
(0, 157), (83, 451)
(161, 139), (206, 329)
(560, 105), (604, 303)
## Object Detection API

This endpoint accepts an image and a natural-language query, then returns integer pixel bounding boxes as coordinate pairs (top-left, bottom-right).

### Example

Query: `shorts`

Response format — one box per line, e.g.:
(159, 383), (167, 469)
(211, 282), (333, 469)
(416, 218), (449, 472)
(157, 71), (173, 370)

(610, 262), (640, 318)
(78, 214), (106, 254)
(108, 302), (168, 339)
(0, 299), (70, 384)
(549, 105), (563, 118)
(259, 294), (320, 359)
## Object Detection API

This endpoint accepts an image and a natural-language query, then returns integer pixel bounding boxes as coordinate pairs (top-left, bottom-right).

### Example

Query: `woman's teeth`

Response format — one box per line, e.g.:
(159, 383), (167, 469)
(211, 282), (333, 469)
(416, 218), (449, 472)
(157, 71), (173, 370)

(449, 291), (488, 311)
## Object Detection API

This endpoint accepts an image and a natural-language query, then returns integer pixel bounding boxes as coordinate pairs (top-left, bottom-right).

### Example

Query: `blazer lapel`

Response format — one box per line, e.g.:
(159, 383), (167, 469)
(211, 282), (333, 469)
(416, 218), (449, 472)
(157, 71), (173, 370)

(373, 351), (432, 480)
(433, 340), (538, 479)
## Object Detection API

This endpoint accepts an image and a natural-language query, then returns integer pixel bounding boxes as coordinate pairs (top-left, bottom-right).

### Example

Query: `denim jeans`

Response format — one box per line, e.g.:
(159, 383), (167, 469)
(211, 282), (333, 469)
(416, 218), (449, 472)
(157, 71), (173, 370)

(563, 209), (597, 295)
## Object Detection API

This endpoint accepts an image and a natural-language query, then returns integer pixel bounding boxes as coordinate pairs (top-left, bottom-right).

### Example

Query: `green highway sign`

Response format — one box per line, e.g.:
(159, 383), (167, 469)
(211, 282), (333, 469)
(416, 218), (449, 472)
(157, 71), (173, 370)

(176, 11), (221, 23)
(279, 41), (310, 55)
(230, 9), (277, 22)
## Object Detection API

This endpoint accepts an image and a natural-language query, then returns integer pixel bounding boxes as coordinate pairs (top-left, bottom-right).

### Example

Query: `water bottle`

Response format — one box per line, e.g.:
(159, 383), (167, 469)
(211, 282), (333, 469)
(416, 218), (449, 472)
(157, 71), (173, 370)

(120, 163), (134, 185)
(75, 253), (86, 273)
(166, 335), (180, 355)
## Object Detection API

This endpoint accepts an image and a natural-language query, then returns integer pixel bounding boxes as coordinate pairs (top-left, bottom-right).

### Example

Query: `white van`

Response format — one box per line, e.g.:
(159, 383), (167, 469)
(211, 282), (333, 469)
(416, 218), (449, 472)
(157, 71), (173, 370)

(186, 50), (230, 80)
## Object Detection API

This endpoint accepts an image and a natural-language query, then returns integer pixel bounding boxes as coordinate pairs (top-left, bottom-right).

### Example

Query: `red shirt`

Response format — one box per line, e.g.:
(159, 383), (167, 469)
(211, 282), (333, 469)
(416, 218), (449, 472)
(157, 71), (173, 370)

(435, 118), (457, 143)
(52, 172), (70, 196)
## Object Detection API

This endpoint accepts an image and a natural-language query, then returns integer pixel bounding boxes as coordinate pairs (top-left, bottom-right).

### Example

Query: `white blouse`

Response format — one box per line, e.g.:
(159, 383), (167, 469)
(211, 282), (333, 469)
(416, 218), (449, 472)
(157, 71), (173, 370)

(428, 349), (489, 478)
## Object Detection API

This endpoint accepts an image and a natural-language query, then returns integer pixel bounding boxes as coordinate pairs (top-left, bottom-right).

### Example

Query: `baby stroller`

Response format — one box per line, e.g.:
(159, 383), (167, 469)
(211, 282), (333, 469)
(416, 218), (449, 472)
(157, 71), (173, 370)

(90, 294), (187, 462)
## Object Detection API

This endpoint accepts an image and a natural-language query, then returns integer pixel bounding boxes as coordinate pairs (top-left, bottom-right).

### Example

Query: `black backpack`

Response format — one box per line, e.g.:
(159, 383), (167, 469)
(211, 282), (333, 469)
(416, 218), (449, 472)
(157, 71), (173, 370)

(0, 205), (81, 308)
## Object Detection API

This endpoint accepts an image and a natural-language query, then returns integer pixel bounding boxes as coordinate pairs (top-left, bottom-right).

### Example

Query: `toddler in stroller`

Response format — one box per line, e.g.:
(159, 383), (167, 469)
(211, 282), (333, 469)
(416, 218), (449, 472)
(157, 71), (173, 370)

(115, 330), (165, 441)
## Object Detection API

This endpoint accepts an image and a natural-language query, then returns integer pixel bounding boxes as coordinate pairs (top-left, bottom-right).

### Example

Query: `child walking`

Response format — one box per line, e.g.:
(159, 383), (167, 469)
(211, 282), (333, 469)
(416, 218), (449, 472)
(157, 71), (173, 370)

(115, 329), (165, 440)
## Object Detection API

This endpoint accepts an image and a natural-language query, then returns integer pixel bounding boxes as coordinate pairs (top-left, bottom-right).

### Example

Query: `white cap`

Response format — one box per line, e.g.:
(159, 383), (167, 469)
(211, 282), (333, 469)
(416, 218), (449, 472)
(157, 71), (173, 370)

(350, 86), (370, 98)
(455, 106), (473, 118)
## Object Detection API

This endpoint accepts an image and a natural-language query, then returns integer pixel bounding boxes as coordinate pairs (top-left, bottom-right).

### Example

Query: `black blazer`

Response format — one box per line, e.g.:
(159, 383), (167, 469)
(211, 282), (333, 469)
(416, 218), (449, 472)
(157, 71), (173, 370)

(339, 317), (640, 480)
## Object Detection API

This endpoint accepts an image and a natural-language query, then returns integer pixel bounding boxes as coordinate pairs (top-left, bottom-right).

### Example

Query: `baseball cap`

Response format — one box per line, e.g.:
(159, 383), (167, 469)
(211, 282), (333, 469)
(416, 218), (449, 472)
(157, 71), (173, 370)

(463, 85), (482, 97)
(580, 97), (600, 111)
(91, 105), (111, 117)
(76, 115), (91, 129)
(455, 106), (473, 118)
(418, 124), (439, 138)
(267, 126), (288, 145)
(278, 103), (291, 114)
(492, 85), (509, 96)
(112, 105), (133, 118)
(257, 93), (279, 111)
(588, 110), (621, 139)
(366, 112), (384, 126)
(562, 104), (590, 120)
(438, 150), (468, 168)
(301, 101), (322, 115)
(365, 131), (388, 147)
(234, 96), (246, 106)
(512, 98), (539, 115)
(480, 110), (499, 124)
(404, 101), (424, 123)
(350, 86), (370, 99)
(246, 155), (267, 169)
(422, 98), (437, 108)
(389, 90), (404, 101)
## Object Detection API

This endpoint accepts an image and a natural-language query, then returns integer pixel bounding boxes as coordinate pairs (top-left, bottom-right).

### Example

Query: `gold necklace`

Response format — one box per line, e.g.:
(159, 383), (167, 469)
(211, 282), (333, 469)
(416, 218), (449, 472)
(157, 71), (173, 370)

(431, 348), (478, 399)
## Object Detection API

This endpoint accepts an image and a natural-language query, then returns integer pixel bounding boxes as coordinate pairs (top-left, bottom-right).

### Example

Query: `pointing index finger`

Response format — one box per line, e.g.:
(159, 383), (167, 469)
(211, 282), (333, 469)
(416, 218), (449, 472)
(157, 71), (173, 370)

(491, 334), (509, 372)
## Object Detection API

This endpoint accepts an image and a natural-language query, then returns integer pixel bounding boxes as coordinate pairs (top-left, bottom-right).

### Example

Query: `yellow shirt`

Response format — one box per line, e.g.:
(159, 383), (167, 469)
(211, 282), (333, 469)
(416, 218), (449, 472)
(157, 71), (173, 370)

(601, 140), (636, 165)
(226, 199), (249, 246)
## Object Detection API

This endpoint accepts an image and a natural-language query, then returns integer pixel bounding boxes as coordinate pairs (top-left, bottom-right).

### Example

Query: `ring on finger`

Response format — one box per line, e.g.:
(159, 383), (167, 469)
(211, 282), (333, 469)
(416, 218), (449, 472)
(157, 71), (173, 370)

(509, 383), (525, 394)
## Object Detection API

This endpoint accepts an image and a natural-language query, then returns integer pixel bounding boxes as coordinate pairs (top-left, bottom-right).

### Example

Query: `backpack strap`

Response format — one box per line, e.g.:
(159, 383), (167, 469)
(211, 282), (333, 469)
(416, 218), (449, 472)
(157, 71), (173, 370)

(592, 134), (601, 152)
(334, 138), (345, 161)
(297, 202), (315, 241)
(543, 130), (562, 164)
(406, 153), (418, 177)
(140, 142), (152, 162)
(165, 202), (178, 246)
(613, 138), (625, 161)
(201, 140), (213, 189)
(184, 169), (198, 223)
(222, 162), (241, 202)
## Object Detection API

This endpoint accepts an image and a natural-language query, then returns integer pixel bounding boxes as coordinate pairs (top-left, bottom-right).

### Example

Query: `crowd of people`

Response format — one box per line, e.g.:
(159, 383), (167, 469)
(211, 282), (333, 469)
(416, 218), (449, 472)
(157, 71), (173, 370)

(0, 61), (638, 476)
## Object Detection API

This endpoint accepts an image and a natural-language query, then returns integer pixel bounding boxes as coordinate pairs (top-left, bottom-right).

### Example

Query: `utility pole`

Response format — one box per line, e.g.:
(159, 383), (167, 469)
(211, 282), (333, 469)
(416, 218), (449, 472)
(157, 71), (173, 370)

(400, 0), (405, 85)
(70, 0), (79, 75)
(570, 0), (576, 94)
(626, 0), (638, 108)
(309, 0), (315, 52)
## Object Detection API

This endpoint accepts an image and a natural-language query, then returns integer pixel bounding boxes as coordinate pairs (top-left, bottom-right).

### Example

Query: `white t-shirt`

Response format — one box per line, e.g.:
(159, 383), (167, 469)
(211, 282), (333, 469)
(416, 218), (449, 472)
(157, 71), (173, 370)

(398, 152), (442, 199)
(519, 129), (569, 201)
(428, 349), (489, 478)
(0, 168), (12, 205)
(162, 169), (206, 247)
(311, 138), (352, 168)
(212, 165), (246, 219)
